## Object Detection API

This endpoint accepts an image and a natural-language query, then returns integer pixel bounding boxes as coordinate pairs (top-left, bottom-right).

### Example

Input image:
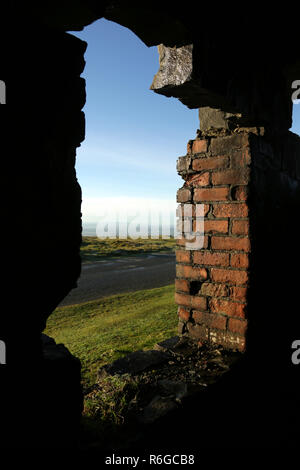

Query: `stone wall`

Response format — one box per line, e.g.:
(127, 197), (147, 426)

(0, 25), (86, 447)
(1, 2), (299, 449)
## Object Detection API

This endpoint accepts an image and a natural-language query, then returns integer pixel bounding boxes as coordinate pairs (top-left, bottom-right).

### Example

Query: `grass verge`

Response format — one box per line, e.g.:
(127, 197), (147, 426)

(80, 236), (176, 262)
(44, 284), (177, 390)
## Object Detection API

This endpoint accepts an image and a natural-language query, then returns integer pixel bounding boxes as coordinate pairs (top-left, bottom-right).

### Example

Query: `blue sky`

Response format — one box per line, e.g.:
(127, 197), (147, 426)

(71, 19), (300, 223)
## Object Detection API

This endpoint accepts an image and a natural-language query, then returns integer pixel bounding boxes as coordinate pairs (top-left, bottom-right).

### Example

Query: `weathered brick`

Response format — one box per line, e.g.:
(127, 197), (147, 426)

(177, 188), (191, 203)
(211, 236), (250, 252)
(194, 251), (229, 267)
(229, 286), (247, 301)
(176, 250), (191, 263)
(176, 265), (208, 280)
(210, 134), (249, 155)
(177, 234), (209, 249)
(192, 311), (227, 330)
(191, 139), (208, 153)
(195, 219), (228, 234)
(175, 278), (190, 293)
(232, 186), (248, 201)
(213, 203), (248, 218)
(210, 298), (246, 319)
(192, 155), (229, 171)
(175, 292), (191, 307)
(184, 172), (210, 187)
(177, 155), (192, 173)
(191, 296), (207, 310)
(200, 282), (228, 298)
(228, 318), (248, 335)
(194, 187), (229, 202)
(210, 268), (248, 285)
(177, 203), (210, 217)
(176, 264), (185, 277)
(230, 253), (249, 268)
(178, 306), (190, 321)
(231, 219), (249, 235)
(212, 168), (250, 186)
(231, 148), (251, 168)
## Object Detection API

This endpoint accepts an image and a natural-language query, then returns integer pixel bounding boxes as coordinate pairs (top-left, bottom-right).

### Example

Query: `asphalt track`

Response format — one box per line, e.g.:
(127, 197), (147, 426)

(59, 252), (176, 306)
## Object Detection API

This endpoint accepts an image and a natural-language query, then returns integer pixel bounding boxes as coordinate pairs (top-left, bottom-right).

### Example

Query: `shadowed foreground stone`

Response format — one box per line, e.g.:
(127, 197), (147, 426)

(0, 334), (83, 449)
(98, 349), (171, 378)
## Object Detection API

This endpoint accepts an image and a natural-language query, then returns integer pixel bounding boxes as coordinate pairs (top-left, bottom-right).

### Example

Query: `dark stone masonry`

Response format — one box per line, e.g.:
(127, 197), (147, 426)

(0, 1), (299, 449)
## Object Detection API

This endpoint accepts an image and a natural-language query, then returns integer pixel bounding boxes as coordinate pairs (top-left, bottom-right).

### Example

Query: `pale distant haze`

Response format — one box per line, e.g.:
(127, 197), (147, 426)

(71, 19), (300, 233)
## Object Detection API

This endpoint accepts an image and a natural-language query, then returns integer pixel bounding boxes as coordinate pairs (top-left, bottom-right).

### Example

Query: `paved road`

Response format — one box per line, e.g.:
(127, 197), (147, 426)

(59, 252), (176, 306)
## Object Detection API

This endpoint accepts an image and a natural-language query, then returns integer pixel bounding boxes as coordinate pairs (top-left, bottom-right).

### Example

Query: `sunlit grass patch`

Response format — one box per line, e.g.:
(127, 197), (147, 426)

(44, 284), (177, 390)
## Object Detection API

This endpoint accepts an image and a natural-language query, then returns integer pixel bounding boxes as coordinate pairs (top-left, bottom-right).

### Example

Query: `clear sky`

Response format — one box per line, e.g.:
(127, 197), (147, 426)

(71, 18), (300, 224)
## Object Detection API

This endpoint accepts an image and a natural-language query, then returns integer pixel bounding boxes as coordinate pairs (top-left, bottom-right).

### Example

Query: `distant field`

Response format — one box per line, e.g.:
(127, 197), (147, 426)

(44, 284), (177, 390)
(80, 236), (176, 263)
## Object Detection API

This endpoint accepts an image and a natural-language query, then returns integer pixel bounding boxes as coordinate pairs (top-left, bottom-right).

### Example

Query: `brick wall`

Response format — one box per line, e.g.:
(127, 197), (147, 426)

(176, 132), (251, 351)
(176, 127), (300, 355)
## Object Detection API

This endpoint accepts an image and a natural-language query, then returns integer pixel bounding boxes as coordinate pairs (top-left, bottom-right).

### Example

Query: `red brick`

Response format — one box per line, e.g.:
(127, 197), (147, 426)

(178, 203), (210, 217)
(229, 286), (247, 301)
(177, 188), (191, 203)
(176, 250), (191, 263)
(192, 156), (229, 171)
(212, 168), (250, 186)
(228, 318), (248, 335)
(230, 253), (249, 268)
(175, 293), (207, 310)
(184, 172), (210, 187)
(189, 266), (208, 280)
(192, 311), (227, 330)
(213, 203), (248, 218)
(176, 265), (208, 280)
(175, 293), (191, 307)
(178, 306), (190, 322)
(211, 236), (250, 252)
(191, 139), (208, 153)
(191, 296), (207, 310)
(232, 186), (248, 201)
(195, 219), (228, 234)
(176, 235), (209, 249)
(231, 149), (251, 168)
(210, 268), (248, 285)
(176, 264), (185, 277)
(210, 298), (246, 319)
(175, 279), (190, 293)
(231, 219), (249, 235)
(194, 187), (229, 202)
(200, 282), (228, 298)
(194, 251), (229, 267)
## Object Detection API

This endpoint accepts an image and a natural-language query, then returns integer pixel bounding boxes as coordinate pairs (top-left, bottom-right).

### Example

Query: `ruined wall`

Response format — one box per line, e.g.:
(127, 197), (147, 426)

(248, 130), (300, 377)
(176, 119), (300, 368)
(176, 129), (251, 352)
(0, 25), (86, 447)
(1, 2), (300, 449)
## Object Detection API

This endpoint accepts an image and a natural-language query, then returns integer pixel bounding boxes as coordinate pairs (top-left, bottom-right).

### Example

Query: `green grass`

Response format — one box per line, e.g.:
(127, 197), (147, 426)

(80, 236), (176, 262)
(44, 284), (177, 390)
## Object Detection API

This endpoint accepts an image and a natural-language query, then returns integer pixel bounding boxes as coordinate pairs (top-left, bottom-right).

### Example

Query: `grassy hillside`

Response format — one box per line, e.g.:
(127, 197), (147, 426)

(80, 236), (176, 263)
(44, 284), (177, 390)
